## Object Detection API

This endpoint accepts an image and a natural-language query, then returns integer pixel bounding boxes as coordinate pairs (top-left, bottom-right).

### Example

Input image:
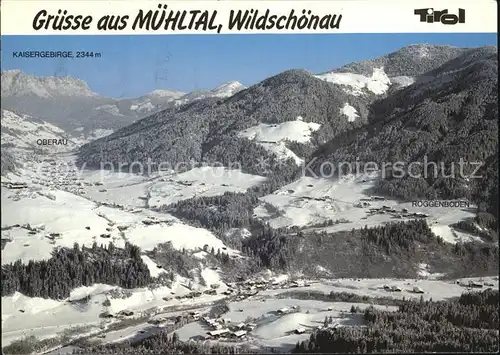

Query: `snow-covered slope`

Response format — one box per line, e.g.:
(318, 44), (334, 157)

(128, 90), (186, 114)
(253, 172), (480, 239)
(1, 71), (245, 136)
(175, 80), (246, 105)
(340, 103), (359, 122)
(148, 166), (267, 207)
(148, 89), (186, 98)
(1, 110), (77, 152)
(110, 81), (244, 115)
(239, 118), (321, 143)
(314, 67), (392, 96)
(209, 81), (246, 97)
(238, 117), (321, 165)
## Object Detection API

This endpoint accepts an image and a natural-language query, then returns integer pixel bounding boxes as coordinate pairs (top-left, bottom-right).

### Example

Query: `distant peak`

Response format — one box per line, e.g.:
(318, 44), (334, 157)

(1, 70), (97, 98)
(214, 81), (244, 90)
(397, 43), (458, 53)
(210, 80), (246, 97)
(3, 69), (22, 74)
(149, 89), (185, 98)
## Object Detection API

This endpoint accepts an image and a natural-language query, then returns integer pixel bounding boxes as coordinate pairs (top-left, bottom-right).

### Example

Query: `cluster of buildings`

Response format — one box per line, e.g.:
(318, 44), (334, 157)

(3, 182), (28, 189)
(382, 284), (425, 293)
(366, 205), (429, 219)
(201, 316), (257, 340)
(25, 159), (92, 195)
(383, 285), (403, 292)
(277, 305), (300, 314)
(220, 278), (310, 302)
(458, 280), (495, 289)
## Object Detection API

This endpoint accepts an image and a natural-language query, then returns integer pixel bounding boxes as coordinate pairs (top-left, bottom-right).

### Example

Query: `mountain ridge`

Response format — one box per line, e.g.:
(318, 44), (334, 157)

(0, 70), (247, 136)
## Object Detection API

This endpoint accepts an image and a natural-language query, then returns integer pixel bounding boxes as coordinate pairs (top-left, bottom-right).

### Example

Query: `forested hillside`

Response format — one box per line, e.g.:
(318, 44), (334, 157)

(1, 242), (151, 299)
(242, 219), (499, 279)
(77, 68), (370, 172)
(310, 47), (498, 221)
(294, 289), (499, 353)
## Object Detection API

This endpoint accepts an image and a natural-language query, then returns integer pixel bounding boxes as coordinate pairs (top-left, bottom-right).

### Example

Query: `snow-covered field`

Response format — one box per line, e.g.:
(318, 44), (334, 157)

(3, 269), (496, 349)
(253, 172), (481, 244)
(174, 299), (380, 351)
(1, 147), (495, 350)
(171, 275), (498, 352)
(1, 152), (242, 347)
(1, 110), (77, 152)
(148, 166), (267, 207)
(239, 119), (321, 144)
(340, 103), (359, 122)
(314, 67), (391, 96)
(1, 153), (267, 265)
(238, 117), (321, 165)
(259, 276), (499, 302)
(1, 188), (127, 264)
(313, 67), (417, 96)
(1, 183), (238, 264)
(1, 278), (228, 347)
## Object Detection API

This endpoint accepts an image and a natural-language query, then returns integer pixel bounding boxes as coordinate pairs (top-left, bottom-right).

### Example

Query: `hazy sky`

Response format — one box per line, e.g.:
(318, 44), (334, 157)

(2, 33), (496, 98)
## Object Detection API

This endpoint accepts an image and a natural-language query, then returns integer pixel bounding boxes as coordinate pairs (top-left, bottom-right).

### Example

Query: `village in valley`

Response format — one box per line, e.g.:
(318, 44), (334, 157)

(84, 274), (498, 350)
(1, 152), (497, 352)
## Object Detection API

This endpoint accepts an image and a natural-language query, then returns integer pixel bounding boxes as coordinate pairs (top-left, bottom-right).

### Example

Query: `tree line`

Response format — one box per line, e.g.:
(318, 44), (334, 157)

(294, 289), (499, 353)
(1, 242), (151, 299)
(71, 331), (254, 355)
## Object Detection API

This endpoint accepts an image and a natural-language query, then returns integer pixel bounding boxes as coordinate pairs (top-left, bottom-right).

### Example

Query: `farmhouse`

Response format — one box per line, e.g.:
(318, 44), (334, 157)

(207, 329), (230, 338)
(291, 280), (305, 287)
(202, 316), (215, 323)
(413, 286), (424, 294)
(6, 182), (28, 189)
(118, 309), (134, 316)
(294, 327), (306, 334)
(468, 281), (483, 288)
(246, 323), (257, 330)
(232, 330), (247, 338)
(277, 307), (289, 314)
(232, 322), (246, 330)
(99, 311), (114, 318)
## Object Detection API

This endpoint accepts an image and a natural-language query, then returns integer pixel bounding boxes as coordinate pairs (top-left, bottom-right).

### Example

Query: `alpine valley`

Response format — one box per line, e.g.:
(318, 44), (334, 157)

(1, 44), (498, 355)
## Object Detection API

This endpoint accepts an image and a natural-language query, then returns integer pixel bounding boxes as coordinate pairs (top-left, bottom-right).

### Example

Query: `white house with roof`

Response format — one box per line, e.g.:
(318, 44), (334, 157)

(207, 328), (230, 337)
(232, 330), (247, 338)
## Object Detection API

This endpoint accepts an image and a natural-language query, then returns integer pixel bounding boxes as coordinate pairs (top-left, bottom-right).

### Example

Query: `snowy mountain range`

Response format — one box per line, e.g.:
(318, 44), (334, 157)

(1, 70), (246, 138)
(78, 44), (486, 169)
